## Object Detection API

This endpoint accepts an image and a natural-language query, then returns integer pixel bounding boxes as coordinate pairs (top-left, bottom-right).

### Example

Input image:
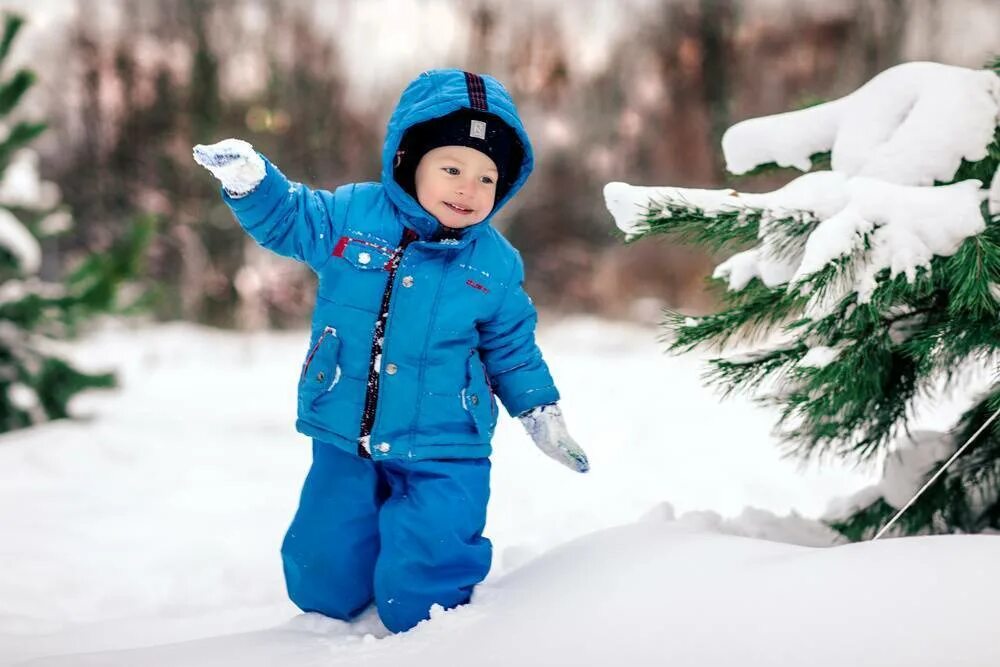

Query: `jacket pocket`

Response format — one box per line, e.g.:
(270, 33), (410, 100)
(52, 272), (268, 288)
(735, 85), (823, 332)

(334, 237), (395, 271)
(464, 349), (498, 438)
(299, 326), (342, 409)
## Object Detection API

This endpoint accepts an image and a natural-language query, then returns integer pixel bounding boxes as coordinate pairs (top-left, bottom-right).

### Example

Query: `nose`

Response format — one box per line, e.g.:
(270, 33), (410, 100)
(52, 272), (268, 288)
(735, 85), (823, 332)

(455, 175), (476, 196)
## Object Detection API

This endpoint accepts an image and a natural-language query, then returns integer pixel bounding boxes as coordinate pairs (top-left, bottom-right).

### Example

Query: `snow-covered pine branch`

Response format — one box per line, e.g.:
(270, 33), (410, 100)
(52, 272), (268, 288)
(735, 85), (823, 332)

(605, 60), (1000, 538)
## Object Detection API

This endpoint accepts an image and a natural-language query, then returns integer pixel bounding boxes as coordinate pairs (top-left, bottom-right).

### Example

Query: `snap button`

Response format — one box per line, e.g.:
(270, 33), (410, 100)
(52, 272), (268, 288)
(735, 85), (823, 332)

(402, 276), (414, 287)
(316, 371), (325, 382)
(469, 394), (479, 406)
(377, 442), (391, 453)
(357, 252), (371, 265)
(385, 363), (398, 375)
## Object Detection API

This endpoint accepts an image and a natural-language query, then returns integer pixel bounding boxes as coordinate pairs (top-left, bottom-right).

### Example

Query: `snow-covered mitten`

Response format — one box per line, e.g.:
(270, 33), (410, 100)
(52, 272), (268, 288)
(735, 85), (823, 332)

(192, 138), (266, 198)
(518, 403), (590, 473)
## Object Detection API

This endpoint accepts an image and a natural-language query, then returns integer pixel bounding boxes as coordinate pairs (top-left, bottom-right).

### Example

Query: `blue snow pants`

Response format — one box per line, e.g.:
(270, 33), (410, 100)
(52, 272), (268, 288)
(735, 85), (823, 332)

(280, 440), (492, 633)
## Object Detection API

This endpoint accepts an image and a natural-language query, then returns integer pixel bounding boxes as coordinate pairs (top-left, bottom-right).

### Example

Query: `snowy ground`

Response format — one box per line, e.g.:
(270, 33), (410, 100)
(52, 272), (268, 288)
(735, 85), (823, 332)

(2, 316), (995, 666)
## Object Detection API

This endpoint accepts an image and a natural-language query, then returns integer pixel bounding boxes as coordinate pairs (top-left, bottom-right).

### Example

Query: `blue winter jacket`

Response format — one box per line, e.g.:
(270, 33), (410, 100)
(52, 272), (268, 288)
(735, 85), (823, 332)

(223, 69), (559, 461)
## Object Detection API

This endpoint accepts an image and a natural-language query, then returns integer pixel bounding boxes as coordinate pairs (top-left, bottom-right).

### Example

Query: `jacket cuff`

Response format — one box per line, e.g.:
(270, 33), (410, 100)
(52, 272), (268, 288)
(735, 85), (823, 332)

(503, 385), (560, 418)
(222, 155), (285, 219)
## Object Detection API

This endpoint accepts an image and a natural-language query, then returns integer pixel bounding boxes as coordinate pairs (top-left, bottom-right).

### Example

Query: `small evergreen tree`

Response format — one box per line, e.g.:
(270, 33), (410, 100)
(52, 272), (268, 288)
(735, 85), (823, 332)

(0, 13), (150, 432)
(605, 60), (1000, 539)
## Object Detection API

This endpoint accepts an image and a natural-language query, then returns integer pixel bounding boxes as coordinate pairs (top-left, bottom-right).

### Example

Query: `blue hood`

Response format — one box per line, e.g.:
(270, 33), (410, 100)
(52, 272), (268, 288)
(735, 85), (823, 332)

(381, 69), (535, 239)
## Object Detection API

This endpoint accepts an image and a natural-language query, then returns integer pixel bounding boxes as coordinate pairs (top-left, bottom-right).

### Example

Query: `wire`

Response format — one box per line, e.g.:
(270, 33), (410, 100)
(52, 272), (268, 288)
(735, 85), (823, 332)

(872, 404), (1000, 540)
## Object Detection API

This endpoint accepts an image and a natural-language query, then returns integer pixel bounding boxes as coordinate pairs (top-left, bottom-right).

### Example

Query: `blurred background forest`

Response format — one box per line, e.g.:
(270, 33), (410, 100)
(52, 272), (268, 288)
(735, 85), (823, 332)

(5, 0), (999, 329)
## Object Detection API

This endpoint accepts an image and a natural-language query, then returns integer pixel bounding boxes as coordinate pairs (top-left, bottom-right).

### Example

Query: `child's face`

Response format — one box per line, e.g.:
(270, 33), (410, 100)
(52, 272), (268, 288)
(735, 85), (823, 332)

(413, 146), (498, 229)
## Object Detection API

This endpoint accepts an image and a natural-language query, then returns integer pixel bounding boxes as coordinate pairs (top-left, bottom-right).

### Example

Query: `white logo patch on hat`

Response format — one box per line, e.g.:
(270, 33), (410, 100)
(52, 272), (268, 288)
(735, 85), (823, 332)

(469, 119), (487, 140)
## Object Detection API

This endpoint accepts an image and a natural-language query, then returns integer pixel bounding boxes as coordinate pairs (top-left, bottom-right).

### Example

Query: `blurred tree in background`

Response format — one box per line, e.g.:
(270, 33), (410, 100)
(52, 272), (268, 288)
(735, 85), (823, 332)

(17, 0), (996, 328)
(50, 0), (379, 328)
(0, 12), (149, 433)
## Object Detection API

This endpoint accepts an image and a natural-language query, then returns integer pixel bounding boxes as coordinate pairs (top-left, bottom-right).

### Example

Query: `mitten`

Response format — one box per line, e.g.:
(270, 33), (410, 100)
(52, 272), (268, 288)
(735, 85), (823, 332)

(518, 403), (589, 473)
(192, 138), (266, 198)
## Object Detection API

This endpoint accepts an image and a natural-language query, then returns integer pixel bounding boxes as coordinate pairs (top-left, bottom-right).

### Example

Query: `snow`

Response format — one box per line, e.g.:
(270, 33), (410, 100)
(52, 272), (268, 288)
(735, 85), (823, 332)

(0, 150), (61, 210)
(606, 63), (997, 306)
(792, 177), (984, 302)
(10, 525), (1000, 667)
(191, 140), (266, 198)
(0, 317), (898, 665)
(606, 172), (985, 303)
(6, 382), (38, 411)
(829, 425), (1000, 525)
(0, 320), (996, 665)
(722, 62), (1000, 186)
(797, 346), (840, 369)
(877, 431), (955, 510)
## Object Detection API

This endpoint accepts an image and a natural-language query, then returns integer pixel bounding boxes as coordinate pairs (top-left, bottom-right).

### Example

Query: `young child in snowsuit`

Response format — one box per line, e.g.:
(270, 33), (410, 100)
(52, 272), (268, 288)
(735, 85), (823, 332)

(192, 68), (588, 633)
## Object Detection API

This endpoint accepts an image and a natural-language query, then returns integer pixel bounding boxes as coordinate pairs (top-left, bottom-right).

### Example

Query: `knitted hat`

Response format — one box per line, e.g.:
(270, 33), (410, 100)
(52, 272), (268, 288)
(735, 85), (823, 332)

(394, 109), (524, 206)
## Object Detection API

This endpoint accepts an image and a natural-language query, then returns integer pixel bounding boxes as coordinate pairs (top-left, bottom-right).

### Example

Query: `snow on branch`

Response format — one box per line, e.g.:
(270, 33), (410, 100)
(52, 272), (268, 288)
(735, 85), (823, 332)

(606, 173), (985, 302)
(606, 62), (999, 306)
(722, 62), (1000, 185)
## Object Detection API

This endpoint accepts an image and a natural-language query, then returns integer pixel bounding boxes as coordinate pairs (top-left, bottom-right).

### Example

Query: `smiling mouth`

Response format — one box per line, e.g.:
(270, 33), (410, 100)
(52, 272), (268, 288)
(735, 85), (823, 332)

(444, 201), (474, 214)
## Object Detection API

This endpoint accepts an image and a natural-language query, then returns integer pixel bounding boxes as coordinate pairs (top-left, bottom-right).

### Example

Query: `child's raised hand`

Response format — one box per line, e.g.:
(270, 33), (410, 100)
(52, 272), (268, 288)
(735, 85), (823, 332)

(192, 138), (266, 198)
(518, 403), (590, 473)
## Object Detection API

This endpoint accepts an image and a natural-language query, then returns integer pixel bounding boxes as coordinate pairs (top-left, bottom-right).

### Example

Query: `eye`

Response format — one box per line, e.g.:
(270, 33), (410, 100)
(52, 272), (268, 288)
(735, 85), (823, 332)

(481, 175), (495, 185)
(442, 166), (460, 175)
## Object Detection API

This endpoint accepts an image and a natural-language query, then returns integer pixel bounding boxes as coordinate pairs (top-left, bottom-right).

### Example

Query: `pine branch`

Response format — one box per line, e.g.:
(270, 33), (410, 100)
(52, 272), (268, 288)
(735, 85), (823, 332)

(0, 13), (23, 65)
(0, 120), (47, 170)
(827, 475), (974, 540)
(0, 68), (35, 116)
(662, 277), (807, 352)
(828, 385), (1000, 539)
(636, 199), (759, 251)
(943, 218), (1000, 319)
(35, 357), (115, 420)
(772, 330), (920, 463)
(827, 498), (897, 541)
(704, 343), (807, 398)
(730, 151), (832, 180)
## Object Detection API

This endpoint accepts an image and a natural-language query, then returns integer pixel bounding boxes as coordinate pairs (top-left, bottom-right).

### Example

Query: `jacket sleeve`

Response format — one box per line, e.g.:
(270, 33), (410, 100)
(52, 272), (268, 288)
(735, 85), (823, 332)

(477, 252), (560, 417)
(222, 155), (343, 273)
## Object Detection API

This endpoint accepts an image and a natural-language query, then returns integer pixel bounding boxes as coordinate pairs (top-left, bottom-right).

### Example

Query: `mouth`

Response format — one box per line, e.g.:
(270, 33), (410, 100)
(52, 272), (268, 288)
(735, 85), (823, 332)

(443, 201), (474, 215)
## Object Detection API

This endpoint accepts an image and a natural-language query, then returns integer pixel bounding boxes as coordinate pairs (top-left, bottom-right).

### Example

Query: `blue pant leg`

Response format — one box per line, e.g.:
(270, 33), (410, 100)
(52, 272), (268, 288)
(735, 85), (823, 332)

(281, 439), (384, 621)
(373, 457), (492, 633)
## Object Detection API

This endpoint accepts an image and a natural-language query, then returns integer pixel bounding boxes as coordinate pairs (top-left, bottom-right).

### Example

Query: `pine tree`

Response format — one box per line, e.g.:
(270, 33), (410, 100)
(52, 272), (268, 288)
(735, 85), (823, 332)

(0, 13), (150, 432)
(605, 59), (1000, 539)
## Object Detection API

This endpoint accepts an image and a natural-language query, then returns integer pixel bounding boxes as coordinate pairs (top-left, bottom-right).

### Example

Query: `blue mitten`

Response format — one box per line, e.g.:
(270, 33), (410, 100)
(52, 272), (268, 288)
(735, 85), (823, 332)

(192, 138), (266, 198)
(518, 403), (589, 473)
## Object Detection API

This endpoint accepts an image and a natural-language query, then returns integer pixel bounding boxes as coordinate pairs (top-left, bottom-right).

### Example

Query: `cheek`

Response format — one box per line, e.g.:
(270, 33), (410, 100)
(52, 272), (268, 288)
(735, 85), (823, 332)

(481, 189), (496, 209)
(415, 178), (442, 206)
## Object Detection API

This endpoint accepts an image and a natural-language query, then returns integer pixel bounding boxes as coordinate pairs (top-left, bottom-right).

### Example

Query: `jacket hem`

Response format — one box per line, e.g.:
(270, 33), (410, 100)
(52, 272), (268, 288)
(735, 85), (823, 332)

(295, 418), (492, 461)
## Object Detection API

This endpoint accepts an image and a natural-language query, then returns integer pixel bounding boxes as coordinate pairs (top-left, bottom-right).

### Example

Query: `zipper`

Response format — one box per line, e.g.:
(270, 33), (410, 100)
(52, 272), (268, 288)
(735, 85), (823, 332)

(357, 227), (419, 458)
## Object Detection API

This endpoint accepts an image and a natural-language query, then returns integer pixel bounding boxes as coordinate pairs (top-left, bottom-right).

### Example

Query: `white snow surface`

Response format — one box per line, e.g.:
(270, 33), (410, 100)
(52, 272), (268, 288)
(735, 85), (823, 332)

(1, 318), (998, 666)
(722, 62), (1000, 185)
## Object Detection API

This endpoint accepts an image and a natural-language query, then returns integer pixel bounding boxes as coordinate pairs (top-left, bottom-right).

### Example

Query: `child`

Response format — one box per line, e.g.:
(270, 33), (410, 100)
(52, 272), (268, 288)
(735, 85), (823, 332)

(193, 68), (588, 633)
